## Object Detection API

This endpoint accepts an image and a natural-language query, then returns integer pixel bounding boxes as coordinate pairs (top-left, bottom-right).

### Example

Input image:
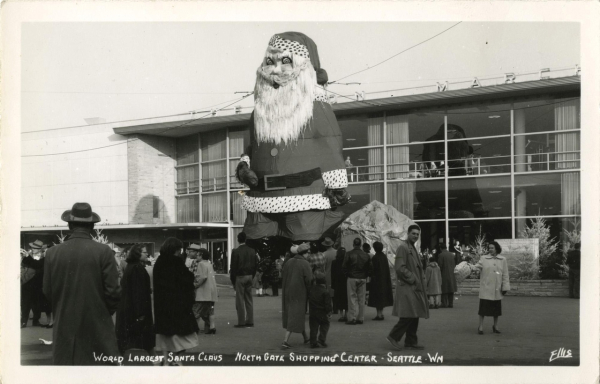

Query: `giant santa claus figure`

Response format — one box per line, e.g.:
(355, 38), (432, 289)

(236, 32), (349, 250)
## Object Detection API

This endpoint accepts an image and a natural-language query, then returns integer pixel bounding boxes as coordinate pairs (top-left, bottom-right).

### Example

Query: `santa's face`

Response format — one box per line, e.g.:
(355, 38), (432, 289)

(253, 45), (316, 145)
(258, 47), (308, 88)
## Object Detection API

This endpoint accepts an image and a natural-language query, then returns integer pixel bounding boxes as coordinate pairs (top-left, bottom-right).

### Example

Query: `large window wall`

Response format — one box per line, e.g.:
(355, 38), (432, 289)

(340, 96), (580, 250)
(173, 95), (581, 254)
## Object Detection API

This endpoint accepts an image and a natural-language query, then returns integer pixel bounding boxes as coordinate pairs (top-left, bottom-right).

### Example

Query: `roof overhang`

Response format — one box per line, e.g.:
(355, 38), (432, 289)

(20, 222), (230, 233)
(113, 76), (580, 138)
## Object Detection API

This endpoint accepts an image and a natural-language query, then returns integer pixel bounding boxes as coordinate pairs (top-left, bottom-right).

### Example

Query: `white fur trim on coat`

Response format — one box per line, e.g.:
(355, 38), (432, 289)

(242, 194), (331, 213)
(322, 169), (349, 189)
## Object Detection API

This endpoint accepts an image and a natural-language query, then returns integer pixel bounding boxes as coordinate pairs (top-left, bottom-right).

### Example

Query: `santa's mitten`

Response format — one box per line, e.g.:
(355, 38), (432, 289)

(235, 161), (258, 187)
(324, 188), (351, 207)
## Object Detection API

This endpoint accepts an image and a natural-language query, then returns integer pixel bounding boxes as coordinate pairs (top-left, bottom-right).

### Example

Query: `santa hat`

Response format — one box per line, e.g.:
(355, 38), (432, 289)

(268, 32), (329, 85)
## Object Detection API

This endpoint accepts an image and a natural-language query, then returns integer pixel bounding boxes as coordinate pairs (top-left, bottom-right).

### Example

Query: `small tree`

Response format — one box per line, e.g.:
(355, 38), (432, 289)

(54, 231), (67, 245)
(558, 218), (581, 278)
(520, 216), (560, 279)
(470, 226), (488, 265)
(467, 226), (488, 279)
(562, 217), (581, 251)
(511, 247), (539, 280)
(92, 229), (110, 244)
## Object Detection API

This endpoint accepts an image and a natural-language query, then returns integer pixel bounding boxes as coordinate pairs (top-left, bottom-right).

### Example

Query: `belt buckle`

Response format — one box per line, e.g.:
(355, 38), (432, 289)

(264, 174), (286, 191)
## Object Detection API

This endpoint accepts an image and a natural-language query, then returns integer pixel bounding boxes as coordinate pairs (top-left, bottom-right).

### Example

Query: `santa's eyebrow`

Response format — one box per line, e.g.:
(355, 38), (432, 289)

(266, 47), (292, 59)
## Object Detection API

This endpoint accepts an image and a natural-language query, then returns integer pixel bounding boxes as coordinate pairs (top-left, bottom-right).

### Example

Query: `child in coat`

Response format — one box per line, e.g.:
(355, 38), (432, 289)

(426, 256), (442, 309)
(308, 273), (332, 348)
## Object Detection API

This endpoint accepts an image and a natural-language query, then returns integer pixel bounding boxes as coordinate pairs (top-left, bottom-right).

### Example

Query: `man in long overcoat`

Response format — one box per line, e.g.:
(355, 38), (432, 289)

(43, 202), (121, 365)
(437, 243), (458, 308)
(281, 243), (313, 348)
(387, 225), (429, 350)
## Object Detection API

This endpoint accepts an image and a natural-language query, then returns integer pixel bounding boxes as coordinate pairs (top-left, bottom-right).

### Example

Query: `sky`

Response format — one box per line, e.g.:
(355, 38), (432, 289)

(21, 22), (579, 132)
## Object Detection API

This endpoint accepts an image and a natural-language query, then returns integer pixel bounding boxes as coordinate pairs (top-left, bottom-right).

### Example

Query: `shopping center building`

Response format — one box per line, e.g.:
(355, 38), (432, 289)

(21, 70), (581, 269)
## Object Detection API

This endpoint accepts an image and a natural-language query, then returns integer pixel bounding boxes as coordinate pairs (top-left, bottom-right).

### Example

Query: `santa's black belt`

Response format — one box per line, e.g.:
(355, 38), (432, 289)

(258, 168), (322, 191)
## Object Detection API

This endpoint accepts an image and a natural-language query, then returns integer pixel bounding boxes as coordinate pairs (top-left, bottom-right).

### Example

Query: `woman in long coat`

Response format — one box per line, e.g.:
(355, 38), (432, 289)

(281, 243), (313, 349)
(472, 241), (510, 334)
(331, 247), (348, 322)
(116, 244), (156, 356)
(367, 242), (394, 320)
(153, 237), (199, 365)
(193, 248), (218, 334)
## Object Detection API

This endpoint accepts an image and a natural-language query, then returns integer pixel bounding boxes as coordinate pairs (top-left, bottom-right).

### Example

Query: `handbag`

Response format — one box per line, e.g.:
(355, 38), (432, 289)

(454, 261), (471, 284)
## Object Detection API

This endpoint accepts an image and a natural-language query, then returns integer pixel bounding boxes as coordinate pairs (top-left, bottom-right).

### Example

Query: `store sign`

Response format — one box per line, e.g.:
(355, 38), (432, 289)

(496, 238), (540, 276)
(435, 67), (579, 93)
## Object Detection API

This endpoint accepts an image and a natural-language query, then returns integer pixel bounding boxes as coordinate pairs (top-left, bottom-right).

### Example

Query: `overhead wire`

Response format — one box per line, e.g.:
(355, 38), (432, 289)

(22, 92), (255, 157)
(332, 65), (578, 86)
(329, 21), (463, 84)
(155, 92), (254, 136)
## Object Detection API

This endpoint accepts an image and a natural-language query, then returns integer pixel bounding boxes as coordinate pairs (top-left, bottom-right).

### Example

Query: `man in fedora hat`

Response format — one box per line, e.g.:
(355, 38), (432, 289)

(21, 240), (48, 328)
(43, 202), (121, 365)
(185, 243), (202, 272)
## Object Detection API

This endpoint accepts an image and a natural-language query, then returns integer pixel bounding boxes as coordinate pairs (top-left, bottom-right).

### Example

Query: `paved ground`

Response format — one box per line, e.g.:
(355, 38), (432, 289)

(21, 285), (579, 366)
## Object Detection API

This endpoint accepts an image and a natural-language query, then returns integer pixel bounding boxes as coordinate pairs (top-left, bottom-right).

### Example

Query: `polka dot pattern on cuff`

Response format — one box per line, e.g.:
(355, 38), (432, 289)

(322, 169), (349, 189)
(242, 194), (331, 213)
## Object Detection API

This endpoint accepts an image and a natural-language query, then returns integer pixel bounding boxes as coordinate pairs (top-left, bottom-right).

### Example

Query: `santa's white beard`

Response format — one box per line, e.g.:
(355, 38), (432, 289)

(253, 64), (317, 145)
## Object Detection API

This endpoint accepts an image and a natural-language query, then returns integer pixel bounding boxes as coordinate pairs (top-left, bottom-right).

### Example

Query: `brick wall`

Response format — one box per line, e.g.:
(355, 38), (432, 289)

(457, 279), (570, 297)
(128, 134), (176, 224)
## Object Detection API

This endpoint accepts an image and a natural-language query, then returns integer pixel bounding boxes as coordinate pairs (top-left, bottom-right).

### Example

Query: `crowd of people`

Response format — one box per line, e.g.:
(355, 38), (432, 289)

(23, 202), (539, 365)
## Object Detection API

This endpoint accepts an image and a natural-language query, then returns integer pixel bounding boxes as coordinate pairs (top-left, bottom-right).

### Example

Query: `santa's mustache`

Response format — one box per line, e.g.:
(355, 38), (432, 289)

(257, 67), (302, 89)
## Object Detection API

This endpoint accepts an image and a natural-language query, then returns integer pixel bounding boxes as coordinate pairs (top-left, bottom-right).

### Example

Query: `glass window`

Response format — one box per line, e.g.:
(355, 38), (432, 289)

(448, 136), (511, 176)
(446, 102), (511, 138)
(514, 131), (580, 172)
(231, 192), (247, 225)
(387, 143), (444, 180)
(513, 97), (580, 134)
(448, 176), (511, 219)
(176, 165), (199, 195)
(202, 192), (227, 222)
(201, 131), (227, 162)
(337, 183), (384, 217)
(229, 127), (250, 158)
(449, 219), (512, 246)
(201, 161), (227, 191)
(386, 112), (445, 144)
(177, 195), (199, 223)
(514, 172), (580, 217)
(343, 147), (383, 182)
(339, 114), (383, 148)
(415, 221), (446, 253)
(388, 179), (445, 221)
(176, 135), (199, 165)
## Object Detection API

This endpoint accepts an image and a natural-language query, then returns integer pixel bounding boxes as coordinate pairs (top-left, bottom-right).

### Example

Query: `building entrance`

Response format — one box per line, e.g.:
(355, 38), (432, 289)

(204, 239), (227, 274)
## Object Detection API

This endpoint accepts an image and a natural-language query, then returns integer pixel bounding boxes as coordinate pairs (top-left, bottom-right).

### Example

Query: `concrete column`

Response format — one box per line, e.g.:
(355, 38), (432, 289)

(128, 134), (176, 224)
